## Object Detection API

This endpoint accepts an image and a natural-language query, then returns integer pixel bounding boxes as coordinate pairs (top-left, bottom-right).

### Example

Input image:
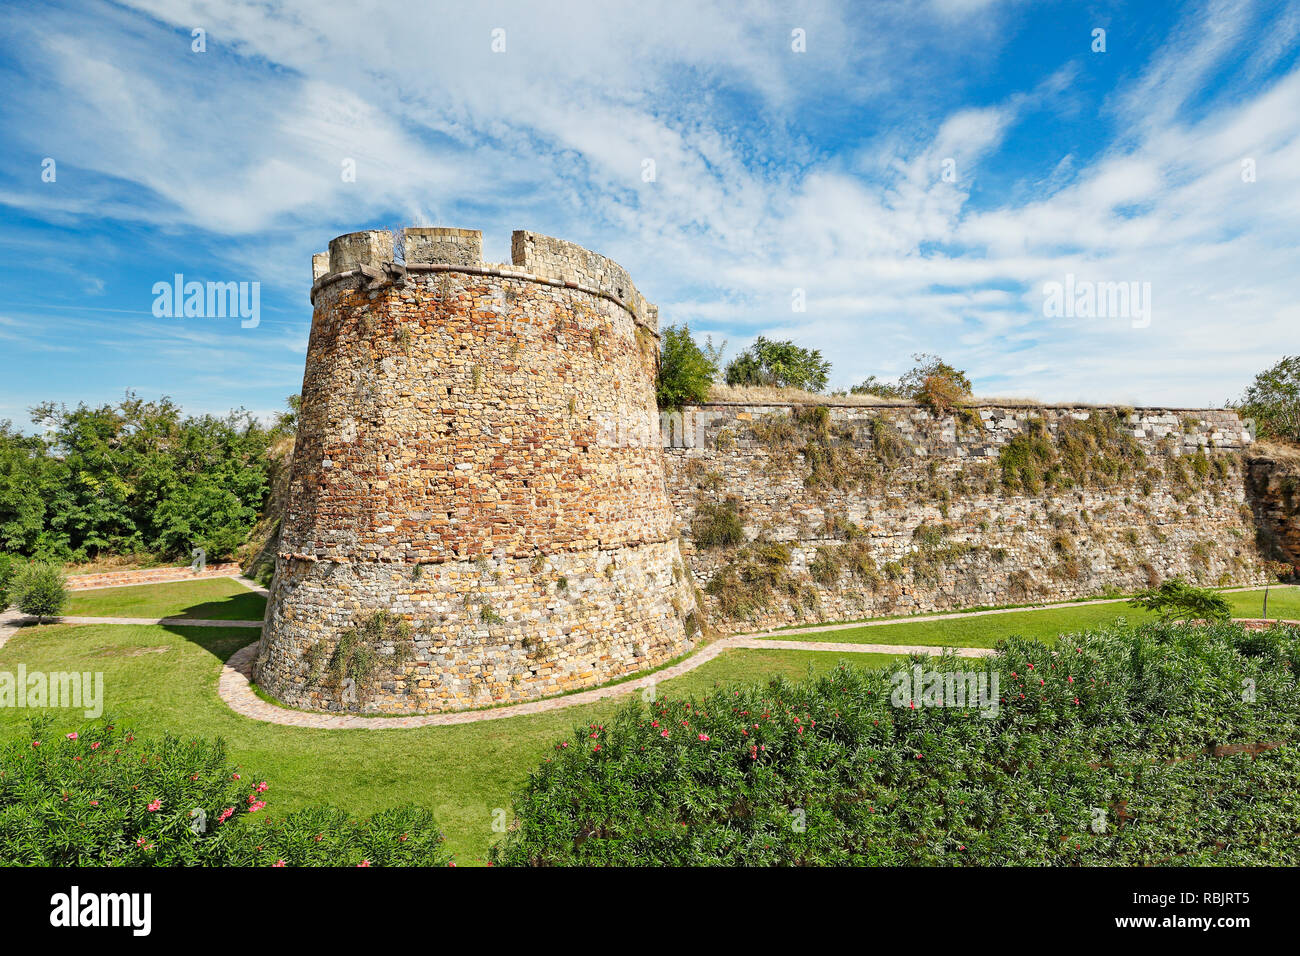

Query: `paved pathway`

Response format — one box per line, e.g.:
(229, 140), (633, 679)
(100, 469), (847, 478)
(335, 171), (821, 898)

(739, 583), (1298, 641)
(217, 636), (991, 730)
(5, 574), (1291, 730)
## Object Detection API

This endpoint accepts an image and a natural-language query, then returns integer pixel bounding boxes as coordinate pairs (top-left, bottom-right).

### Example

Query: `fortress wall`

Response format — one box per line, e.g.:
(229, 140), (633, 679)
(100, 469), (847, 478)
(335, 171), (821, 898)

(664, 403), (1268, 631)
(257, 229), (698, 714)
(1245, 453), (1300, 575)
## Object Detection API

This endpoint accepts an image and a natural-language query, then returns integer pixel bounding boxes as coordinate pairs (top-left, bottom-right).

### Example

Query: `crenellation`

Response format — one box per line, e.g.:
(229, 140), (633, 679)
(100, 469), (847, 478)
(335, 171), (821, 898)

(403, 227), (482, 267)
(327, 229), (394, 274)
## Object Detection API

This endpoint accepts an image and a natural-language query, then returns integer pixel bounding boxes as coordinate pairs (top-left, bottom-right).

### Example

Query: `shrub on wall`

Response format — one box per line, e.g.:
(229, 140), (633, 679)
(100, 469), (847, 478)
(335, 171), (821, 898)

(656, 324), (722, 410)
(0, 718), (450, 866)
(492, 621), (1300, 866)
(724, 337), (831, 392)
(1235, 355), (1300, 445)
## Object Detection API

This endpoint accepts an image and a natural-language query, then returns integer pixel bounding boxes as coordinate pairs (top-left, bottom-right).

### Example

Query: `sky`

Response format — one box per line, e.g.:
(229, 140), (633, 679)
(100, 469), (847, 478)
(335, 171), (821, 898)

(0, 0), (1298, 427)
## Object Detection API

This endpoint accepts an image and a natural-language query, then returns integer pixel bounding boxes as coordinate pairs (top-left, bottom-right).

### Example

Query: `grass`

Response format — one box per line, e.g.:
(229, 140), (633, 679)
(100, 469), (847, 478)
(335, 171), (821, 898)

(756, 585), (1300, 648)
(62, 577), (267, 621)
(13, 577), (1296, 864)
(0, 619), (903, 865)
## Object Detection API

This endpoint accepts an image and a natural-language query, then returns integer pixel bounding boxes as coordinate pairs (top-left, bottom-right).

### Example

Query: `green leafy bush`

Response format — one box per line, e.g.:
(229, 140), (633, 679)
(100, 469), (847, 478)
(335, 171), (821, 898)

(12, 560), (67, 621)
(0, 552), (17, 608)
(851, 354), (973, 411)
(1234, 355), (1300, 444)
(656, 324), (722, 410)
(0, 718), (451, 866)
(724, 336), (831, 392)
(492, 621), (1300, 866)
(0, 393), (296, 564)
(691, 500), (745, 548)
(1128, 577), (1231, 622)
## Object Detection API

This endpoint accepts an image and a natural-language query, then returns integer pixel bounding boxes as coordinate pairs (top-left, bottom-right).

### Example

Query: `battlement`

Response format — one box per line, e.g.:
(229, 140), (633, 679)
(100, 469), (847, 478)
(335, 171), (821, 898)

(311, 227), (658, 333)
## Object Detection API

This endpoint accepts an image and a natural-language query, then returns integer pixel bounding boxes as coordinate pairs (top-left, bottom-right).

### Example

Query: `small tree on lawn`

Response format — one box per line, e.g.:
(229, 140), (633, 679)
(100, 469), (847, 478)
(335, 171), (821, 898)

(13, 561), (67, 623)
(1127, 577), (1230, 623)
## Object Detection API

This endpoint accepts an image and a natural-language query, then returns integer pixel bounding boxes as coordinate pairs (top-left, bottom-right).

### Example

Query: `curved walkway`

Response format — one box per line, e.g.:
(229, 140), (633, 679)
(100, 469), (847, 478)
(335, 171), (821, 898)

(218, 638), (992, 730)
(7, 574), (1291, 730)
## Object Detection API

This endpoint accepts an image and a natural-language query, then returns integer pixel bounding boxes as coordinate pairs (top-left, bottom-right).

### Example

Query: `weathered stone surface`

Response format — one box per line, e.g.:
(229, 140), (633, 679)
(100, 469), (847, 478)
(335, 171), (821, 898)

(257, 229), (698, 714)
(664, 403), (1269, 631)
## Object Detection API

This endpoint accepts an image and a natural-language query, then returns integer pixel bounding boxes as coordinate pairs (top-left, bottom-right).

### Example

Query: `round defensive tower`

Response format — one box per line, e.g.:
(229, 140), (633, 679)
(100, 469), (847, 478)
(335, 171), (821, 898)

(254, 227), (701, 713)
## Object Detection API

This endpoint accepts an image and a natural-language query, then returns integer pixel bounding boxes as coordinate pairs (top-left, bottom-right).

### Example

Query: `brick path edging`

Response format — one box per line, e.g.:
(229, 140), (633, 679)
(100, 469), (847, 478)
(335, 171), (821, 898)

(67, 564), (244, 590)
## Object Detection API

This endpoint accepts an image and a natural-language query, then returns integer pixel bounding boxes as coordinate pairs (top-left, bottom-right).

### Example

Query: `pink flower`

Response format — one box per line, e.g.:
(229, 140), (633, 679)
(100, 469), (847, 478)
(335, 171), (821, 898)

(89, 801), (99, 807)
(660, 729), (669, 738)
(272, 860), (286, 867)
(147, 799), (162, 812)
(356, 860), (371, 867)
(30, 741), (39, 748)
(90, 742), (101, 750)
(697, 733), (710, 741)
(255, 781), (269, 793)
(217, 807), (235, 824)
(66, 732), (78, 740)
(248, 800), (266, 813)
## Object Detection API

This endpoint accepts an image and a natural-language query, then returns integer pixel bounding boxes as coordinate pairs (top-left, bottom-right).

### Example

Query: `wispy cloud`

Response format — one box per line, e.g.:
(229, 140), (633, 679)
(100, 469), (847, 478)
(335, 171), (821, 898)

(0, 0), (1296, 418)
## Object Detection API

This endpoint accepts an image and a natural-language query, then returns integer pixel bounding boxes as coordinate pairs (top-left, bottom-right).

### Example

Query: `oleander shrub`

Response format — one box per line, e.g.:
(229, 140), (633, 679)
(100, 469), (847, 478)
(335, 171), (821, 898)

(0, 718), (450, 866)
(492, 621), (1300, 866)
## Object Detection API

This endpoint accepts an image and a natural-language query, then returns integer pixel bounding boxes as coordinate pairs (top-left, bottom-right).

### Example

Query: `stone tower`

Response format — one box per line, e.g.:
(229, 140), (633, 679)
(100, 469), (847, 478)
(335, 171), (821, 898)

(254, 227), (701, 713)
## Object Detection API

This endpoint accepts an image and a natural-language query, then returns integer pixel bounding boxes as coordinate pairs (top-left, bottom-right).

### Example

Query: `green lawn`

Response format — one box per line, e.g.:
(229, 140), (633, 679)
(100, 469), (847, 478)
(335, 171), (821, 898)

(63, 577), (267, 621)
(757, 586), (1300, 648)
(13, 578), (1297, 864)
(0, 621), (903, 865)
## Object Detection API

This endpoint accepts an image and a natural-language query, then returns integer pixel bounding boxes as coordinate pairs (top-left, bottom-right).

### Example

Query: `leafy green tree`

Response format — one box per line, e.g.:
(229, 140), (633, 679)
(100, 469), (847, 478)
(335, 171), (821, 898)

(1235, 355), (1300, 444)
(724, 336), (831, 391)
(848, 375), (907, 399)
(0, 422), (50, 554)
(0, 553), (17, 608)
(13, 561), (67, 623)
(656, 326), (722, 409)
(1127, 577), (1231, 622)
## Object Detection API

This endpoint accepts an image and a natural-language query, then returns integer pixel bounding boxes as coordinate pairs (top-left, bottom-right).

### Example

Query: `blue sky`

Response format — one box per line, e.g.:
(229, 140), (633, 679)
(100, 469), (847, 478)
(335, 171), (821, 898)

(1, 0), (1298, 428)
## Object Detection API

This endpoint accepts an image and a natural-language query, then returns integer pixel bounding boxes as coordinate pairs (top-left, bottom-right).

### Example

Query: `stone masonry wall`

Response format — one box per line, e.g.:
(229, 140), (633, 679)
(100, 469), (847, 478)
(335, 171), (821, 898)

(664, 403), (1267, 631)
(1245, 452), (1300, 575)
(255, 228), (699, 714)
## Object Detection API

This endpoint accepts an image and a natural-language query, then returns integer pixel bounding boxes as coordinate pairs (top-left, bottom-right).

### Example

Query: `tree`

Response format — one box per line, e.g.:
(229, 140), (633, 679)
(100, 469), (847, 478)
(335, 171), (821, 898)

(13, 561), (67, 623)
(0, 422), (50, 554)
(1235, 356), (1300, 444)
(0, 553), (16, 608)
(1127, 578), (1231, 623)
(850, 353), (973, 413)
(724, 336), (831, 392)
(849, 376), (906, 399)
(656, 326), (722, 409)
